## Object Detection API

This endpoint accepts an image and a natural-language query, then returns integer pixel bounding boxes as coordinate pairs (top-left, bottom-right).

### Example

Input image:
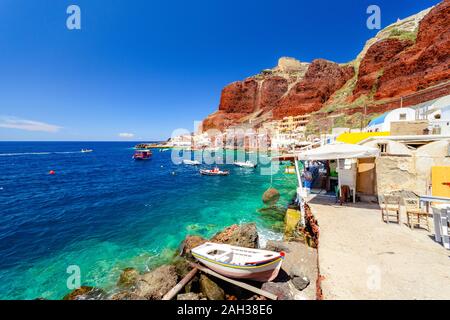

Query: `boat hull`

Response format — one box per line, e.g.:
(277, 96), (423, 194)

(192, 253), (282, 282)
(199, 170), (229, 176)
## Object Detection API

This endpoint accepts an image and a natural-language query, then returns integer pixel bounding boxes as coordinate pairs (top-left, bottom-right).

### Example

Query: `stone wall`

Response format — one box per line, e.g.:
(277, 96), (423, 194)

(374, 140), (450, 195)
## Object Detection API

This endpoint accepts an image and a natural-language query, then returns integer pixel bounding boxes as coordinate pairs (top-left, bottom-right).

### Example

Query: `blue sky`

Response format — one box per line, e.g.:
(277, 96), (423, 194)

(0, 0), (441, 141)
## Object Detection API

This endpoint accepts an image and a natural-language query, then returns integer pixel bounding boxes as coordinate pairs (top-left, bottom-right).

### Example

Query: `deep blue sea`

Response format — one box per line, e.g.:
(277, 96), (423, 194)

(0, 142), (296, 300)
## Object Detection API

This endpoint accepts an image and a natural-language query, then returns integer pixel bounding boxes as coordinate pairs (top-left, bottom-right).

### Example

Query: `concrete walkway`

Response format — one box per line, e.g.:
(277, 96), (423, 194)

(308, 196), (450, 300)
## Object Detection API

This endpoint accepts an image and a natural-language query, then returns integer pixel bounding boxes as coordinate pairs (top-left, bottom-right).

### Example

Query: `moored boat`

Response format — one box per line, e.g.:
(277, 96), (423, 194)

(192, 242), (284, 282)
(199, 167), (229, 176)
(183, 159), (201, 165)
(133, 149), (152, 160)
(234, 160), (257, 168)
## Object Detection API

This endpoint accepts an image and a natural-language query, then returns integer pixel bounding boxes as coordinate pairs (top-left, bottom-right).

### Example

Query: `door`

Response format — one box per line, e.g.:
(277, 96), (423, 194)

(432, 166), (450, 198)
(357, 158), (376, 195)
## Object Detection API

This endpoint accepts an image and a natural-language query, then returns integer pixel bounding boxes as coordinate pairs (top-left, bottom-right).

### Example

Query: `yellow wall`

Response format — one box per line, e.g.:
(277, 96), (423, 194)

(432, 166), (450, 198)
(337, 132), (390, 144)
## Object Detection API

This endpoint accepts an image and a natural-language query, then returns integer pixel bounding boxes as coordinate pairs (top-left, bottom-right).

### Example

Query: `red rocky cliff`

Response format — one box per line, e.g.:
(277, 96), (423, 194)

(202, 0), (450, 132)
(361, 0), (450, 99)
(273, 60), (354, 119)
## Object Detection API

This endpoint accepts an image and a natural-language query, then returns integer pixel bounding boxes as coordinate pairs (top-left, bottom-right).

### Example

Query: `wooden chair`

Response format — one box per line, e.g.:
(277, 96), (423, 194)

(404, 197), (430, 231)
(380, 195), (401, 224)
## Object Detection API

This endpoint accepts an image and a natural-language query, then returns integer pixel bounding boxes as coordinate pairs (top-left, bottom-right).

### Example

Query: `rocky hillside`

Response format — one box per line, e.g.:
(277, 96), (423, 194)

(202, 0), (450, 133)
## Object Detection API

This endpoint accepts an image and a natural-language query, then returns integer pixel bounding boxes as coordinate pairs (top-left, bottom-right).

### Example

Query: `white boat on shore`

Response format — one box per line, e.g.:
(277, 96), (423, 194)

(182, 159), (201, 165)
(192, 242), (284, 282)
(234, 160), (257, 168)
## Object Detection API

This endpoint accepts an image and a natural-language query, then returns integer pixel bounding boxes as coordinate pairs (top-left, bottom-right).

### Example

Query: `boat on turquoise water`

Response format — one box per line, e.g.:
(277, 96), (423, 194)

(81, 149), (93, 153)
(234, 160), (257, 168)
(183, 159), (201, 165)
(200, 167), (229, 176)
(192, 242), (284, 282)
(133, 149), (152, 160)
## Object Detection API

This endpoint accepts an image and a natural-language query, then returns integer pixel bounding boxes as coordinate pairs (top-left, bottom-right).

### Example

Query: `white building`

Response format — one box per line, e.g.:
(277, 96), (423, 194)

(366, 107), (416, 132)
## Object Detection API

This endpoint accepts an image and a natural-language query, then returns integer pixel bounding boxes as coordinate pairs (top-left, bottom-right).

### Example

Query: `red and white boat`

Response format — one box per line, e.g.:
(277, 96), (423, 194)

(199, 167), (229, 176)
(191, 242), (284, 282)
(133, 149), (152, 160)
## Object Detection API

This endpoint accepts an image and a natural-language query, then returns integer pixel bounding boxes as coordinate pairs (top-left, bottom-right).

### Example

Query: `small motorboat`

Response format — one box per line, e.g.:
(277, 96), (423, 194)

(81, 149), (93, 153)
(159, 148), (170, 152)
(234, 160), (257, 168)
(192, 242), (284, 282)
(183, 159), (201, 165)
(133, 149), (152, 160)
(200, 167), (229, 176)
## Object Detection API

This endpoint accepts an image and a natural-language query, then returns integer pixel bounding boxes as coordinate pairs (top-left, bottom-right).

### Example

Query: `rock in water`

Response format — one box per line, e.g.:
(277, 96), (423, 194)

(199, 275), (225, 300)
(134, 265), (178, 300)
(211, 223), (259, 248)
(63, 286), (106, 300)
(262, 188), (280, 206)
(117, 267), (139, 288)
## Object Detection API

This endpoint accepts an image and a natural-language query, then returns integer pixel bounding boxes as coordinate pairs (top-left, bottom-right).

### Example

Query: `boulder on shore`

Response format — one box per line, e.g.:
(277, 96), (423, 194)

(134, 265), (178, 300)
(211, 223), (259, 248)
(180, 235), (208, 257)
(63, 286), (106, 300)
(117, 267), (139, 288)
(109, 291), (146, 300)
(199, 275), (225, 300)
(261, 282), (300, 300)
(177, 292), (201, 300)
(292, 276), (310, 291)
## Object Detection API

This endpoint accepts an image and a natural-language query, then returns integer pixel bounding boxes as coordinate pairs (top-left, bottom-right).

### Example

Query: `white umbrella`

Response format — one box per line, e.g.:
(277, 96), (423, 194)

(297, 142), (380, 161)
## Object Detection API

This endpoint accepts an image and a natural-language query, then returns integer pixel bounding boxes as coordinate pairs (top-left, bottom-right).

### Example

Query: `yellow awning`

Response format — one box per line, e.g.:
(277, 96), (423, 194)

(336, 132), (390, 144)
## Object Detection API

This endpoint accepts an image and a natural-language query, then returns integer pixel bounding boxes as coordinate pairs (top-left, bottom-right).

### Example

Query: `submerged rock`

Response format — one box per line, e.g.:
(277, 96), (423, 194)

(262, 188), (280, 206)
(117, 267), (139, 288)
(134, 265), (178, 300)
(199, 275), (225, 300)
(211, 223), (259, 248)
(177, 292), (201, 300)
(63, 286), (106, 300)
(258, 206), (286, 219)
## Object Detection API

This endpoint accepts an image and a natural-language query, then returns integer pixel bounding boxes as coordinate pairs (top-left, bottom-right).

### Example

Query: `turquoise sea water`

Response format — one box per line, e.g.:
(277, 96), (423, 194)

(0, 142), (297, 300)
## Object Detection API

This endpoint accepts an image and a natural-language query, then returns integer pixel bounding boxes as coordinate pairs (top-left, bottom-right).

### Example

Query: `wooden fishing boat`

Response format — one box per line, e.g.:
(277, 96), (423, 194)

(199, 168), (229, 176)
(191, 242), (284, 282)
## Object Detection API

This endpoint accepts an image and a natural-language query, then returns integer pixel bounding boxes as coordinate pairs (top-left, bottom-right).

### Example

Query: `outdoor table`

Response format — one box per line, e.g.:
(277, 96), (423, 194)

(420, 195), (450, 250)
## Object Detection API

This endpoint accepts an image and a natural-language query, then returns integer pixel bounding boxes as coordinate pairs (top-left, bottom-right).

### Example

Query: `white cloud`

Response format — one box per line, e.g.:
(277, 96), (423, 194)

(0, 116), (62, 133)
(119, 132), (135, 138)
